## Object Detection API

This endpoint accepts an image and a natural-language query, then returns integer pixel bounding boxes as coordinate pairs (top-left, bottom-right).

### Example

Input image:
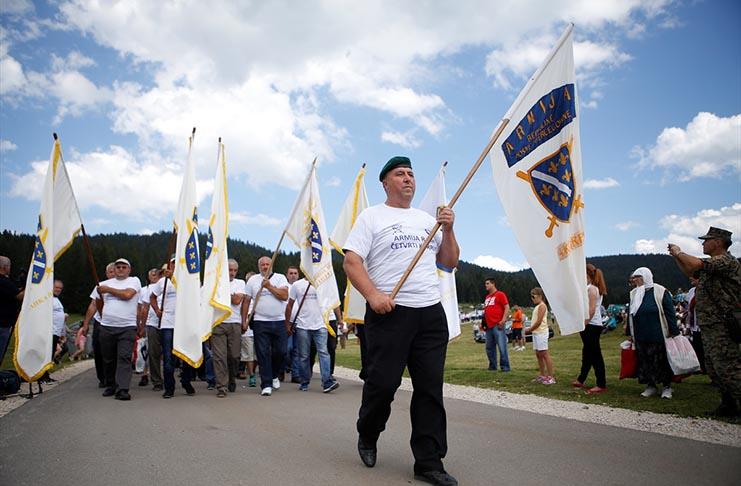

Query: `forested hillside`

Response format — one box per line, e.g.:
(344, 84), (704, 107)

(0, 230), (693, 314)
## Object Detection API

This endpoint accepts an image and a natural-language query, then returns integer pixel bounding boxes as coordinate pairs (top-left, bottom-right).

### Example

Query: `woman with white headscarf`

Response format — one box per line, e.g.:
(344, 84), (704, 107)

(628, 267), (680, 399)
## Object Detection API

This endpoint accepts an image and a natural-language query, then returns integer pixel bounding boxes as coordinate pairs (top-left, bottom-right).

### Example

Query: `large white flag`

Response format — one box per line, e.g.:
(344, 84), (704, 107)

(15, 137), (82, 381)
(200, 140), (232, 332)
(285, 163), (341, 335)
(418, 163), (461, 340)
(173, 133), (205, 366)
(329, 165), (369, 324)
(489, 24), (587, 335)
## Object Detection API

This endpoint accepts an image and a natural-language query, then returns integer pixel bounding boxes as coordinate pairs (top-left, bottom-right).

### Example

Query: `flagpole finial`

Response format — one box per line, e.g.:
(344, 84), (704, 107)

(218, 137), (221, 143)
(192, 127), (196, 136)
(442, 161), (448, 168)
(361, 162), (366, 169)
(52, 133), (58, 141)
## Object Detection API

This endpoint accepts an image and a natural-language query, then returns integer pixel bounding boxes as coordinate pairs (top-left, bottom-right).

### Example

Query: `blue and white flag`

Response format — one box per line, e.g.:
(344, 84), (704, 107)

(200, 140), (232, 332)
(418, 163), (461, 340)
(173, 132), (205, 366)
(489, 24), (587, 335)
(15, 137), (82, 381)
(285, 162), (341, 335)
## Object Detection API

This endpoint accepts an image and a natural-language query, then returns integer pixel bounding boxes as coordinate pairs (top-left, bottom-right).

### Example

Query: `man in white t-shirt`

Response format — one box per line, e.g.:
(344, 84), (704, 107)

(243, 256), (289, 396)
(94, 258), (142, 401)
(343, 156), (460, 486)
(137, 268), (163, 390)
(286, 277), (339, 393)
(284, 265), (301, 382)
(211, 259), (245, 397)
(239, 271), (257, 386)
(40, 279), (67, 383)
(80, 262), (115, 388)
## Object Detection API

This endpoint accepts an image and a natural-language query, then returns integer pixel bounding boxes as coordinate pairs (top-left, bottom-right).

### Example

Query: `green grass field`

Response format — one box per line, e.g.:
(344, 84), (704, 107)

(336, 327), (736, 422)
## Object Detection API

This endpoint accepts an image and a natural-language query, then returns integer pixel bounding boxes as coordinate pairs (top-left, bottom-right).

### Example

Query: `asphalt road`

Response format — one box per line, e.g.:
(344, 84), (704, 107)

(1, 370), (739, 486)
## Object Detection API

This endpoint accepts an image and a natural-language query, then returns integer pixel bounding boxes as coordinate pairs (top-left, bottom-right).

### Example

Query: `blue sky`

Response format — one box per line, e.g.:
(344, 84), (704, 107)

(1, 0), (739, 271)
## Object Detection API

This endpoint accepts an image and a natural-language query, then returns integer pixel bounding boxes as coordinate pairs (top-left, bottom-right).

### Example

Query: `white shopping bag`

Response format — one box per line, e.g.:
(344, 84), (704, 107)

(664, 335), (701, 375)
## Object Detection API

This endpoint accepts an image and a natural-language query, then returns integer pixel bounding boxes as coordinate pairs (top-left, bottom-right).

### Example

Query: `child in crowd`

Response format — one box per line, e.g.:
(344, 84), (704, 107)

(510, 306), (525, 351)
(525, 287), (555, 385)
(69, 327), (87, 361)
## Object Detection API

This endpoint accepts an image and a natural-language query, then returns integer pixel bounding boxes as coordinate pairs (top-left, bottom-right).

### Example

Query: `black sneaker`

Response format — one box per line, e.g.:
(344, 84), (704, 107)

(207, 383), (216, 391)
(183, 382), (196, 396)
(152, 384), (163, 391)
(138, 375), (149, 387)
(162, 390), (174, 399)
(322, 381), (340, 393)
(115, 389), (131, 401)
(216, 388), (227, 398)
(414, 470), (458, 486)
(102, 387), (116, 397)
(228, 382), (236, 393)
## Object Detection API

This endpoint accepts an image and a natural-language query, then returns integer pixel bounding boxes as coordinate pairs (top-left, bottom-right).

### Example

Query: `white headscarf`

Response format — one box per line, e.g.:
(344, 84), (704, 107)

(629, 267), (654, 315)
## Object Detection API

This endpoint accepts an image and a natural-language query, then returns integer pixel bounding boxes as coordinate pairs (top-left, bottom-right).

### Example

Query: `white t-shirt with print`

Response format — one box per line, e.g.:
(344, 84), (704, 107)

(150, 277), (177, 329)
(289, 279), (323, 330)
(246, 273), (289, 321)
(343, 203), (442, 308)
(90, 276), (141, 328)
(224, 278), (246, 324)
(52, 297), (66, 336)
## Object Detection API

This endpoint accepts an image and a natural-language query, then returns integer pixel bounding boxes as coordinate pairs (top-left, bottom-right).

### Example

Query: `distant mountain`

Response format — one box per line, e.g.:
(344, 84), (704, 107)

(0, 230), (693, 313)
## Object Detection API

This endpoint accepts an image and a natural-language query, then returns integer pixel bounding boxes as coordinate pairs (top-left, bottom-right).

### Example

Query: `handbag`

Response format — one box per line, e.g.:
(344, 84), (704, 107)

(619, 314), (638, 379)
(657, 291), (701, 375)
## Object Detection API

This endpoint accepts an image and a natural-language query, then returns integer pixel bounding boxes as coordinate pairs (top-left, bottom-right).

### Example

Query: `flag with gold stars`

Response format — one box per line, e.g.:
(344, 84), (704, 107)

(15, 137), (82, 381)
(285, 162), (340, 335)
(489, 24), (587, 335)
(200, 140), (232, 332)
(172, 132), (205, 366)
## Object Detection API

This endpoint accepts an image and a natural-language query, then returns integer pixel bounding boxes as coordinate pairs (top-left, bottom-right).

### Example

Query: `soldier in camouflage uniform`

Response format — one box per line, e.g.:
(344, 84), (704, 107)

(669, 226), (741, 417)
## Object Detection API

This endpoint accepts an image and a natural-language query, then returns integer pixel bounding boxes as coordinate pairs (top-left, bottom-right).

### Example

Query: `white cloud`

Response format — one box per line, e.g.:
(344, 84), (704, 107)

(633, 112), (741, 181)
(9, 145), (213, 219)
(615, 221), (638, 231)
(584, 177), (619, 189)
(229, 211), (282, 227)
(473, 255), (526, 272)
(0, 139), (18, 152)
(634, 203), (741, 257)
(325, 176), (341, 187)
(381, 130), (422, 149)
(1, 0), (34, 16)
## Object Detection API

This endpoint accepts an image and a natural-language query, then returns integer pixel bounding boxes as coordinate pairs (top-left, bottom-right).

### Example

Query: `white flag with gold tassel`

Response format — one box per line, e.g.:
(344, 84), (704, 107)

(14, 136), (82, 381)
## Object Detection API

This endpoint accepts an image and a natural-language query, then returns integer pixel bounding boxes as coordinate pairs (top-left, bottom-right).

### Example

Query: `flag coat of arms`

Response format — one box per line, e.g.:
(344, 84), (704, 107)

(285, 163), (341, 334)
(329, 165), (369, 324)
(173, 133), (205, 366)
(418, 163), (461, 341)
(489, 24), (588, 335)
(200, 141), (232, 332)
(14, 138), (82, 381)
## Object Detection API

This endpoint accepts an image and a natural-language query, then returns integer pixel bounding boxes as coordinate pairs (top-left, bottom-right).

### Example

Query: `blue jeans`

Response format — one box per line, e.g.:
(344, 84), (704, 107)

(296, 327), (333, 388)
(252, 320), (287, 389)
(160, 329), (210, 392)
(486, 326), (510, 370)
(285, 334), (301, 376)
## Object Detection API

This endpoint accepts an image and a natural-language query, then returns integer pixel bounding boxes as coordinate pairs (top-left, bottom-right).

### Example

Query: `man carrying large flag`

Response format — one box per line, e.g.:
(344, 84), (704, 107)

(285, 162), (341, 337)
(172, 130), (206, 366)
(489, 24), (588, 335)
(329, 164), (370, 379)
(418, 163), (461, 341)
(201, 140), (238, 397)
(14, 136), (82, 382)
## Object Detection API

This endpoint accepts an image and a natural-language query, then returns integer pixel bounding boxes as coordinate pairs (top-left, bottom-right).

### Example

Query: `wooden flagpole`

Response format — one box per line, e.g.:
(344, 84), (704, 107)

(390, 118), (511, 299)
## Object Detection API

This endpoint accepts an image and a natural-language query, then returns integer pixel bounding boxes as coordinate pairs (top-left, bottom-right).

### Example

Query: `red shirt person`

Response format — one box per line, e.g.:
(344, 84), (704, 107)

(482, 278), (511, 371)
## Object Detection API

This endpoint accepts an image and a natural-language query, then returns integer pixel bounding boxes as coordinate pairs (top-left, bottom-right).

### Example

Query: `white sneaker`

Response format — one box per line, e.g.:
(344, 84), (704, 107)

(661, 387), (673, 399)
(261, 387), (272, 396)
(640, 386), (657, 398)
(272, 378), (281, 390)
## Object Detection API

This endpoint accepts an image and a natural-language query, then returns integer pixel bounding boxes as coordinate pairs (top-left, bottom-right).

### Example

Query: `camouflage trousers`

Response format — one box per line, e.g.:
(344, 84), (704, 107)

(701, 320), (741, 400)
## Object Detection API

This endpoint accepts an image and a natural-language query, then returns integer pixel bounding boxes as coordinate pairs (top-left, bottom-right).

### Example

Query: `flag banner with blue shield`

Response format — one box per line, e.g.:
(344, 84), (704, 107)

(489, 24), (588, 335)
(285, 162), (341, 335)
(418, 162), (461, 341)
(172, 131), (206, 367)
(200, 140), (232, 331)
(329, 164), (369, 324)
(15, 137), (82, 381)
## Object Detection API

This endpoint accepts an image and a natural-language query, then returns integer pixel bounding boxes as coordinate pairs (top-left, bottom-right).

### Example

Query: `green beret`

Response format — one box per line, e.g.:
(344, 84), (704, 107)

(379, 156), (412, 181)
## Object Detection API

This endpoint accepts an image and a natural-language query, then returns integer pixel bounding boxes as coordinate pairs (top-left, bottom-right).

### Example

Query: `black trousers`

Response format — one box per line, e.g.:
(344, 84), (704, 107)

(99, 325), (136, 391)
(92, 320), (105, 384)
(355, 323), (368, 381)
(357, 303), (448, 473)
(577, 324), (606, 388)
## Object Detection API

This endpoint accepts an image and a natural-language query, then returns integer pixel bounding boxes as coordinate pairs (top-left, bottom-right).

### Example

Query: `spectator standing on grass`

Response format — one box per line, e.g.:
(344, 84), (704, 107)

(627, 267), (679, 400)
(573, 264), (608, 394)
(510, 306), (525, 351)
(685, 277), (706, 373)
(669, 226), (741, 416)
(525, 287), (555, 385)
(481, 278), (510, 371)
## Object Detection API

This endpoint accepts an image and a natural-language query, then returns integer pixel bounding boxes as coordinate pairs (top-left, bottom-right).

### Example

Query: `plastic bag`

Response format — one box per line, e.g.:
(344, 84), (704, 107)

(133, 337), (148, 373)
(664, 335), (701, 375)
(619, 340), (637, 379)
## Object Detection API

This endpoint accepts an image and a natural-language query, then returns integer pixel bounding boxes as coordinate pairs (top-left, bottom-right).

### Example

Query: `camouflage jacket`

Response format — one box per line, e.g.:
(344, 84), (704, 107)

(695, 252), (741, 324)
